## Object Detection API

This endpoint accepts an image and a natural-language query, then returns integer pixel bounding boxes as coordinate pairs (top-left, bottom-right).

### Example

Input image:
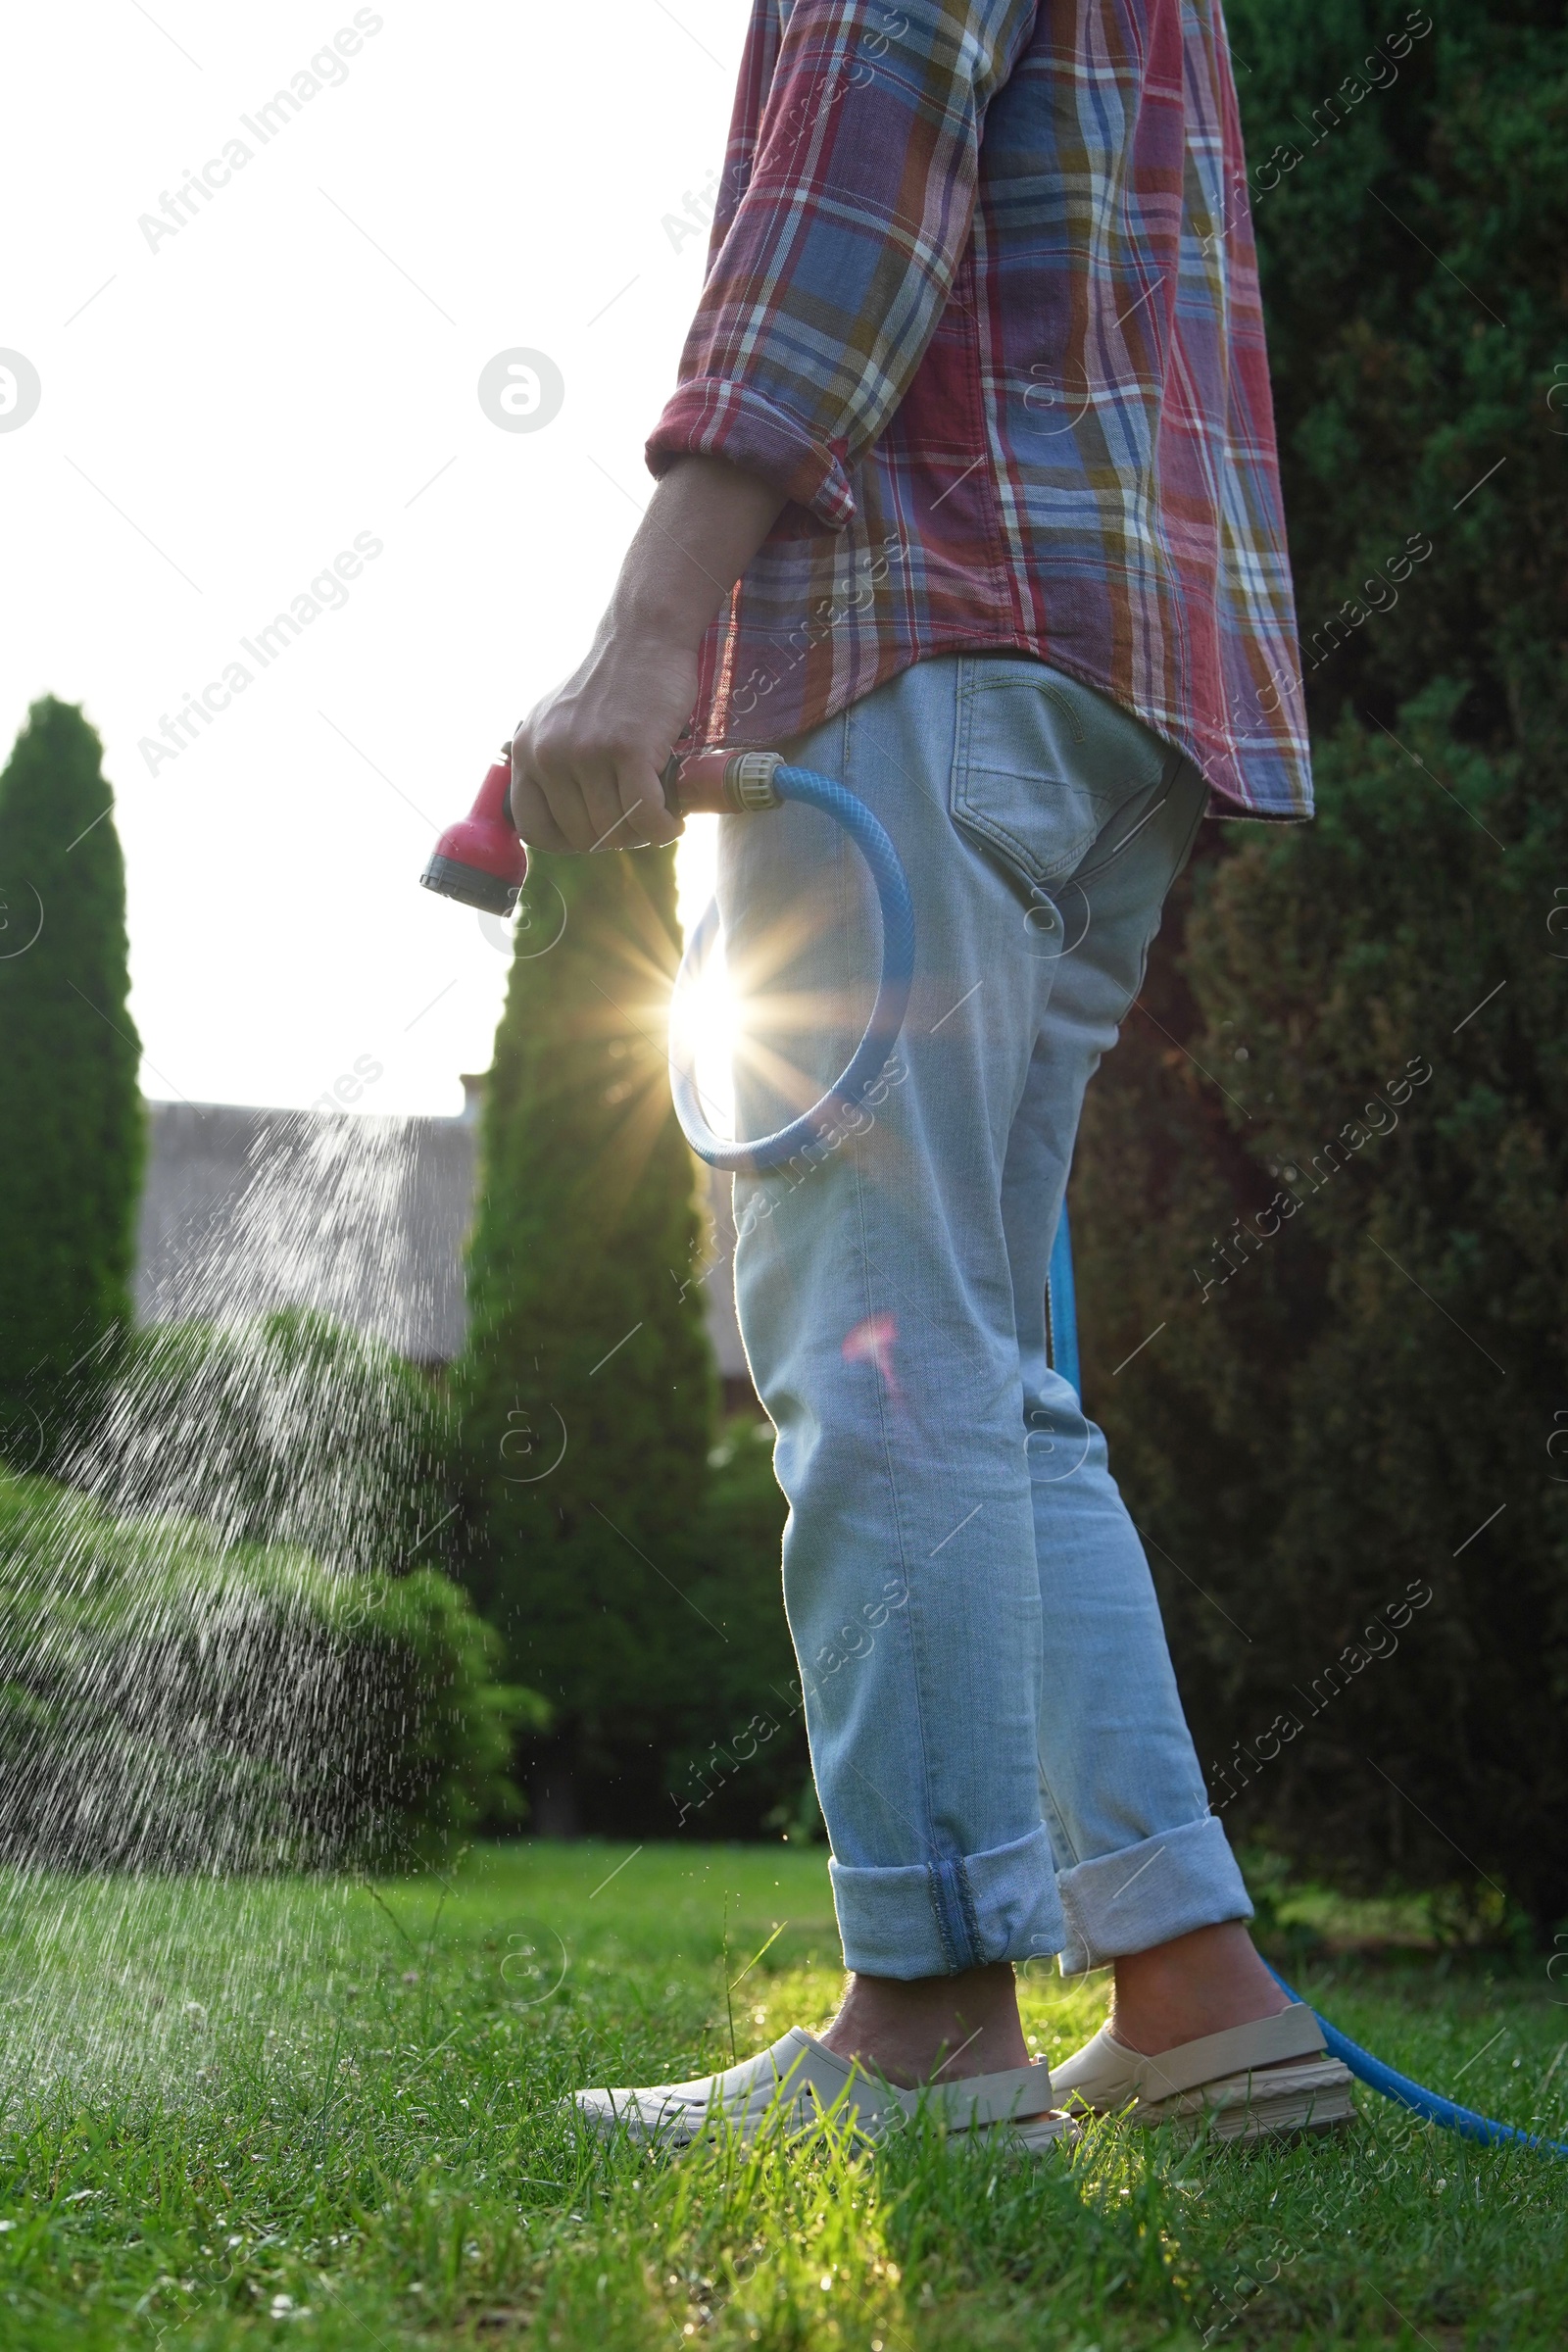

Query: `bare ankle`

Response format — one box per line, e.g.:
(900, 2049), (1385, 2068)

(818, 1961), (1031, 2085)
(1108, 1922), (1287, 2056)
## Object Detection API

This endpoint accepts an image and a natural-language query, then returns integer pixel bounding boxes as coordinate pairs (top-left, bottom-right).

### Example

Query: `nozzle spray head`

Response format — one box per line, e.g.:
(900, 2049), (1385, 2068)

(419, 755), (527, 915)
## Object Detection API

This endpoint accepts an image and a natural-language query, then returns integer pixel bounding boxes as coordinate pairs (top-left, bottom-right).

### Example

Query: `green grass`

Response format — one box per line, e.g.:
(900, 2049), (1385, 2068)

(0, 1843), (1563, 2349)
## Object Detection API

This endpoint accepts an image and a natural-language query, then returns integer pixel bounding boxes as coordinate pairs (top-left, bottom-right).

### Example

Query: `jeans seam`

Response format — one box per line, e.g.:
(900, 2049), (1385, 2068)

(860, 676), (1019, 1971)
(842, 698), (938, 1897)
(955, 1856), (985, 1967)
(926, 1862), (961, 1973)
(925, 1855), (983, 1973)
(1035, 1768), (1083, 1873)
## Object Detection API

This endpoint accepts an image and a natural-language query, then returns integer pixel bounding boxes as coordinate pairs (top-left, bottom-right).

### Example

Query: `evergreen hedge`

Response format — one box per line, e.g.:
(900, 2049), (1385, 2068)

(0, 1466), (539, 1872)
(0, 701), (143, 1464)
(664, 1415), (808, 1840)
(458, 847), (716, 1826)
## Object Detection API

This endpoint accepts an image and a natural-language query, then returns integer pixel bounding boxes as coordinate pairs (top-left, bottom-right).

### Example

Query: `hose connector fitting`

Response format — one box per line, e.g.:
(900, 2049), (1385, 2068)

(661, 746), (785, 816)
(723, 751), (784, 810)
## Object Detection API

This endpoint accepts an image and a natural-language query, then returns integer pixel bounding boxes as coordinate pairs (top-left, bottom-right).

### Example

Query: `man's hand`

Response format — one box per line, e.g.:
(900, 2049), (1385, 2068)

(510, 455), (785, 854)
(509, 622), (697, 855)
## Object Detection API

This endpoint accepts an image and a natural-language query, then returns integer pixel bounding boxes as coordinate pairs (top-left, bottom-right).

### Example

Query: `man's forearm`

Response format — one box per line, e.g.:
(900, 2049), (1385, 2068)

(509, 456), (784, 855)
(611, 455), (784, 653)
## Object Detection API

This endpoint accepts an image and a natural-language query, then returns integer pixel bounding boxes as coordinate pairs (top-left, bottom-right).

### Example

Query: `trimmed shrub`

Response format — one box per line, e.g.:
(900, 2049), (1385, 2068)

(71, 1308), (454, 1577)
(0, 1468), (541, 1872)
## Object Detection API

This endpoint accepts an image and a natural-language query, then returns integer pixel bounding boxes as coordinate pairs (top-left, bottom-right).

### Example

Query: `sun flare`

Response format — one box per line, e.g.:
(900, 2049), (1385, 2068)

(673, 815), (740, 1138)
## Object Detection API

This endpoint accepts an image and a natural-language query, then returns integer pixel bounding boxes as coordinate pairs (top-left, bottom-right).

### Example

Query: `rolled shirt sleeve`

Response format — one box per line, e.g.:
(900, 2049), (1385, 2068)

(646, 0), (1040, 526)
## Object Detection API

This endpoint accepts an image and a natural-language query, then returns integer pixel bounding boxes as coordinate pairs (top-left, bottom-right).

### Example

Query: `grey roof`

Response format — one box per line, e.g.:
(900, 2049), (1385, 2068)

(134, 1090), (749, 1377)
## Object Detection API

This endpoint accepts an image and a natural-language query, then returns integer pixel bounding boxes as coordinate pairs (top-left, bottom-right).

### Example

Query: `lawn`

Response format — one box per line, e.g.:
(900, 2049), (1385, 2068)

(0, 1841), (1563, 2349)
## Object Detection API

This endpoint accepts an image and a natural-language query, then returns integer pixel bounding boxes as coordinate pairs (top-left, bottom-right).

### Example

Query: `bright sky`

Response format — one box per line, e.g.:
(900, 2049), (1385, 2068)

(1, 0), (742, 1116)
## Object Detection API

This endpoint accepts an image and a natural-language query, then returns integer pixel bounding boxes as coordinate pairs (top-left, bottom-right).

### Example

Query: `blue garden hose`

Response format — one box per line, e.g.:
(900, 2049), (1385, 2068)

(1265, 1963), (1568, 2156)
(1046, 1203), (1081, 1396)
(669, 763), (916, 1177)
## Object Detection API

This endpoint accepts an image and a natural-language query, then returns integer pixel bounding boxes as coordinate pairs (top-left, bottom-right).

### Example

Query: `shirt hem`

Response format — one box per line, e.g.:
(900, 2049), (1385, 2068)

(694, 627), (1314, 823)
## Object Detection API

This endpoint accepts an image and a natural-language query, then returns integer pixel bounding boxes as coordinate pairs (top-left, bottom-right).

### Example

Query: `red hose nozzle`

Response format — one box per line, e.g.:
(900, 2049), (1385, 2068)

(419, 755), (527, 915)
(418, 743), (787, 916)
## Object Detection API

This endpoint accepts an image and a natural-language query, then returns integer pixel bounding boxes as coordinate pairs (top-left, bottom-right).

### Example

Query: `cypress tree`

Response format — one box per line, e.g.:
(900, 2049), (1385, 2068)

(0, 700), (143, 1464)
(458, 843), (716, 1827)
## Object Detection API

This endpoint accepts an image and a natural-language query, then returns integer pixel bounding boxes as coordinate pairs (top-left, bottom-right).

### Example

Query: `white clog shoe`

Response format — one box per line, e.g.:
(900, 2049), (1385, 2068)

(1051, 2000), (1354, 2140)
(570, 2025), (1077, 2152)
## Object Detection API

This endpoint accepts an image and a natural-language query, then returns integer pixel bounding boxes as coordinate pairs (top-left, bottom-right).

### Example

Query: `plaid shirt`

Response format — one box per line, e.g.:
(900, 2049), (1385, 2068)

(646, 0), (1311, 819)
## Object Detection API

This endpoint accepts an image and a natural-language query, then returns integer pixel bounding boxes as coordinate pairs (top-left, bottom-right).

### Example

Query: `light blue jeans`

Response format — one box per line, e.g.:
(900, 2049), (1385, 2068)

(716, 653), (1252, 1979)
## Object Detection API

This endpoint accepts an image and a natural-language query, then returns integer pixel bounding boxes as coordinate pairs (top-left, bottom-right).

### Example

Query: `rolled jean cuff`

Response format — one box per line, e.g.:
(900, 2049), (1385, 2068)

(1055, 1814), (1252, 1976)
(830, 1824), (1065, 1979)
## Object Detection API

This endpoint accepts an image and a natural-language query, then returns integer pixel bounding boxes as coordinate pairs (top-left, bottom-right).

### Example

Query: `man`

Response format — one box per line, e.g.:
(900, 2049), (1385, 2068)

(512, 0), (1353, 2147)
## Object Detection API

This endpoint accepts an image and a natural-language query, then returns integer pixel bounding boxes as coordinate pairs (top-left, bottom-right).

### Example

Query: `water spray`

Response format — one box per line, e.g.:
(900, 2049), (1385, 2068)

(420, 744), (1566, 2160)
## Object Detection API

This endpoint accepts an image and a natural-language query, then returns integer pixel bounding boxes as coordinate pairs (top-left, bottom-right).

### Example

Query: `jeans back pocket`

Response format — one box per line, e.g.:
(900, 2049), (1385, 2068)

(949, 658), (1177, 896)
